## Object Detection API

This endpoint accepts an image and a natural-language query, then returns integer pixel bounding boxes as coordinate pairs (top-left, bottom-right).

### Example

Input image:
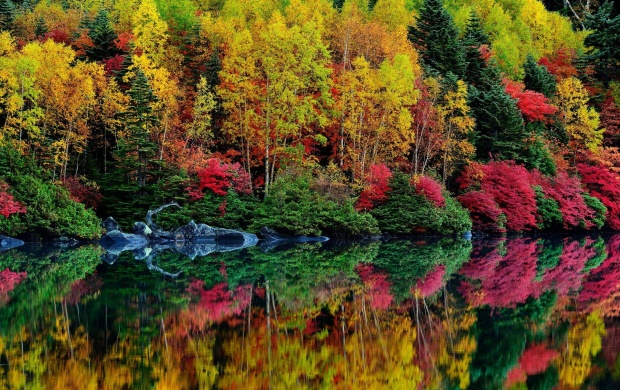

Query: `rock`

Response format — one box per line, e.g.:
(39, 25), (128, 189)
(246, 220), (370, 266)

(102, 217), (121, 233)
(174, 220), (198, 241)
(0, 235), (24, 252)
(133, 222), (152, 237)
(99, 230), (148, 254)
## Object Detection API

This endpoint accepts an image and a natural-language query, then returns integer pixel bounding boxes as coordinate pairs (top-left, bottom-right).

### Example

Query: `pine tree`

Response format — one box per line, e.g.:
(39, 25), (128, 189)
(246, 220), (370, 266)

(0, 0), (15, 31)
(407, 0), (466, 78)
(86, 10), (120, 61)
(463, 11), (489, 85)
(34, 16), (47, 37)
(583, 1), (620, 82)
(118, 69), (159, 189)
(523, 55), (556, 97)
(470, 63), (526, 161)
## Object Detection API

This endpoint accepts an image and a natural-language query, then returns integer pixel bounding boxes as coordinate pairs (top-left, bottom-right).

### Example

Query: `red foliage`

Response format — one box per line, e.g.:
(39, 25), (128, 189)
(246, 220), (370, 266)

(541, 238), (595, 296)
(0, 183), (26, 218)
(601, 96), (620, 146)
(412, 265), (445, 298)
(413, 176), (445, 207)
(578, 164), (620, 229)
(0, 268), (27, 305)
(355, 263), (393, 310)
(355, 164), (392, 211)
(188, 158), (252, 199)
(66, 274), (103, 305)
(504, 80), (557, 122)
(505, 365), (527, 388)
(459, 161), (537, 231)
(41, 28), (71, 45)
(458, 191), (504, 232)
(518, 344), (559, 375)
(103, 55), (125, 76)
(578, 236), (620, 306)
(538, 48), (578, 80)
(459, 239), (542, 308)
(60, 176), (103, 209)
(115, 32), (133, 52)
(536, 171), (593, 229)
(187, 280), (252, 324)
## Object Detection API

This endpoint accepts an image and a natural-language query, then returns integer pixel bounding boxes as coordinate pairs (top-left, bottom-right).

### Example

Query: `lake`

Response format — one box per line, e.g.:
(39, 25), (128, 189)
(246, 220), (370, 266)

(1, 235), (619, 389)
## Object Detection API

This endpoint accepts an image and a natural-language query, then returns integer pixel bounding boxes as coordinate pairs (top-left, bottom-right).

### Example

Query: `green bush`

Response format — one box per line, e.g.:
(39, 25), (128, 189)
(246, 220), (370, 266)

(0, 146), (101, 239)
(371, 172), (471, 235)
(534, 185), (563, 230)
(583, 193), (606, 229)
(250, 170), (379, 237)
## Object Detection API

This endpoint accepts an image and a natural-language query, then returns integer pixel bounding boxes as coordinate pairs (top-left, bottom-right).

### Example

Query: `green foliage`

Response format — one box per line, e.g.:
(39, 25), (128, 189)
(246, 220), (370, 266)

(407, 0), (466, 78)
(250, 170), (379, 237)
(583, 193), (606, 229)
(583, 237), (607, 273)
(523, 54), (556, 98)
(86, 9), (120, 61)
(371, 172), (471, 235)
(584, 1), (620, 82)
(0, 0), (14, 31)
(0, 146), (101, 239)
(534, 185), (563, 230)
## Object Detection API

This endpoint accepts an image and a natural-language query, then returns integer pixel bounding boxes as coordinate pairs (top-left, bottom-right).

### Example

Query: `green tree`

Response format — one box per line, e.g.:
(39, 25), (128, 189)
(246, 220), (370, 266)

(407, 0), (466, 78)
(584, 1), (620, 82)
(462, 10), (489, 85)
(0, 0), (14, 31)
(86, 10), (121, 62)
(523, 54), (556, 98)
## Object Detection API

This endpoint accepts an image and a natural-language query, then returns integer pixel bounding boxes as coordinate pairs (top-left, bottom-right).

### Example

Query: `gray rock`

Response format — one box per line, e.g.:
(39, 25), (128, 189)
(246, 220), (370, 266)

(0, 235), (24, 252)
(102, 217), (120, 233)
(133, 222), (153, 237)
(99, 230), (148, 254)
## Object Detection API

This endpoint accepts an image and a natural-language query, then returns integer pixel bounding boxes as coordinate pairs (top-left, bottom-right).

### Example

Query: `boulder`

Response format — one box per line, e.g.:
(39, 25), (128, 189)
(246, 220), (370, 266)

(99, 230), (148, 254)
(101, 217), (121, 233)
(0, 235), (24, 252)
(133, 222), (153, 237)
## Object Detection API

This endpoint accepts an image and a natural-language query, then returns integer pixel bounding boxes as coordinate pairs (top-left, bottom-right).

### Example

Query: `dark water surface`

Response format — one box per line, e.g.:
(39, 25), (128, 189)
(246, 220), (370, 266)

(1, 235), (620, 389)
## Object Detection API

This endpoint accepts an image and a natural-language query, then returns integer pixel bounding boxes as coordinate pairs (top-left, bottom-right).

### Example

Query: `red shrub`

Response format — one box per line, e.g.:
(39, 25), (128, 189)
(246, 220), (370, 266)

(187, 280), (252, 323)
(459, 161), (537, 231)
(504, 80), (557, 122)
(0, 268), (27, 305)
(541, 238), (595, 296)
(0, 183), (26, 218)
(578, 164), (620, 229)
(413, 176), (445, 207)
(536, 171), (593, 229)
(60, 177), (102, 209)
(355, 164), (392, 211)
(518, 344), (558, 375)
(458, 191), (504, 233)
(188, 158), (252, 199)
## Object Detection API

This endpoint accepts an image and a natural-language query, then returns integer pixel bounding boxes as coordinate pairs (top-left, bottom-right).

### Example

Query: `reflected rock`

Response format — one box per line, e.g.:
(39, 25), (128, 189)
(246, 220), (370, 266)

(258, 227), (328, 252)
(133, 222), (153, 238)
(99, 230), (149, 258)
(0, 235), (24, 252)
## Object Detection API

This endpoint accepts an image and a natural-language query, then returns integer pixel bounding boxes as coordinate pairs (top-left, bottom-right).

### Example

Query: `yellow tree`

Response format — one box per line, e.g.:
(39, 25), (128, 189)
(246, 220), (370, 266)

(555, 77), (604, 156)
(132, 0), (169, 67)
(558, 312), (605, 387)
(338, 55), (417, 180)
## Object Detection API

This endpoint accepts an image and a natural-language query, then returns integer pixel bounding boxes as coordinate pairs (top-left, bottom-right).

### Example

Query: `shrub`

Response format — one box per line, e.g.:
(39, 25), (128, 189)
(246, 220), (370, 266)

(534, 185), (563, 230)
(578, 164), (620, 229)
(59, 176), (103, 209)
(458, 191), (505, 233)
(413, 176), (445, 207)
(188, 158), (251, 199)
(537, 171), (594, 229)
(355, 164), (392, 211)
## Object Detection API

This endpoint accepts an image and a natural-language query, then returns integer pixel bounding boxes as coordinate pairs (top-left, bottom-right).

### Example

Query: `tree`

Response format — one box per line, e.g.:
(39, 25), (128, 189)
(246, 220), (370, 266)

(554, 77), (603, 156)
(132, 0), (169, 66)
(504, 80), (557, 122)
(523, 54), (556, 98)
(462, 10), (490, 85)
(86, 9), (121, 62)
(0, 0), (14, 31)
(407, 0), (466, 78)
(583, 1), (620, 82)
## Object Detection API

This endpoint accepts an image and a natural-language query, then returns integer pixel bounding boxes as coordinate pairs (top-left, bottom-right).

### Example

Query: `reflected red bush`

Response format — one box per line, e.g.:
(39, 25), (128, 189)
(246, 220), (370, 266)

(355, 263), (393, 310)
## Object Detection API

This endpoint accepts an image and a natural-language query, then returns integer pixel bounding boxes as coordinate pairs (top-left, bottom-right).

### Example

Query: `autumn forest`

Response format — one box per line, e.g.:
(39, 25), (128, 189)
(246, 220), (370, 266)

(1, 0), (620, 238)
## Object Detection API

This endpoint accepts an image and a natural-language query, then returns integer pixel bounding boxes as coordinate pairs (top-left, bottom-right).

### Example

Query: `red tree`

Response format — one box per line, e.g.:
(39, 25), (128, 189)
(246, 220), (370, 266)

(504, 80), (557, 122)
(578, 164), (620, 229)
(601, 95), (620, 146)
(0, 183), (26, 218)
(188, 158), (252, 199)
(60, 177), (103, 209)
(538, 48), (578, 80)
(355, 164), (392, 211)
(413, 176), (445, 207)
(458, 161), (537, 231)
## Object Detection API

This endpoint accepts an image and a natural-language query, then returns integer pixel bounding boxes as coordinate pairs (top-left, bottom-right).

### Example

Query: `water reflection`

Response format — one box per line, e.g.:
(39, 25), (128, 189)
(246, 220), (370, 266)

(0, 236), (620, 388)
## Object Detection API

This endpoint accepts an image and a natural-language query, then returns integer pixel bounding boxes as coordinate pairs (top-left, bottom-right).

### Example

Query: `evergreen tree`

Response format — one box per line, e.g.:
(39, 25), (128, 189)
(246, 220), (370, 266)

(34, 16), (47, 37)
(583, 1), (620, 82)
(118, 69), (159, 189)
(463, 11), (489, 85)
(523, 54), (557, 97)
(0, 0), (15, 31)
(86, 10), (121, 61)
(469, 63), (526, 161)
(407, 0), (466, 78)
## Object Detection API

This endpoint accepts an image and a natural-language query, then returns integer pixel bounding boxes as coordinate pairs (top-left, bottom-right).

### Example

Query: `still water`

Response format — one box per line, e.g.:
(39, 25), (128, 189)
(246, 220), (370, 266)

(0, 235), (619, 389)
